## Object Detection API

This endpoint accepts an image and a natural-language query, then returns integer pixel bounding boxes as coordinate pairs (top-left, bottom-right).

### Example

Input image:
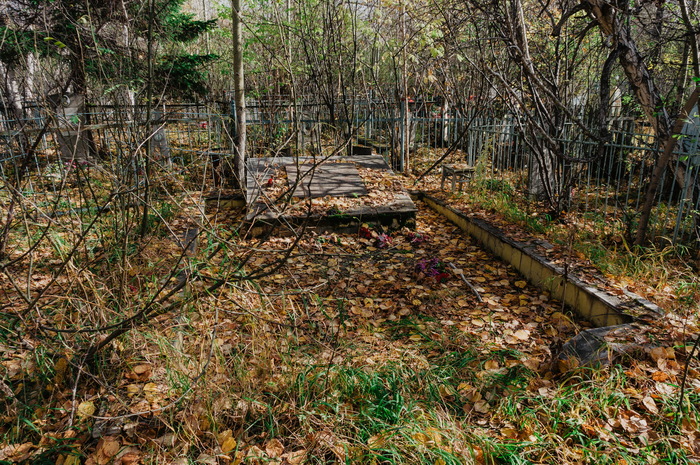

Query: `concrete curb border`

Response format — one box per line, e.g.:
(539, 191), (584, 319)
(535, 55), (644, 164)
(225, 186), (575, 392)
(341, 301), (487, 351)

(415, 192), (664, 327)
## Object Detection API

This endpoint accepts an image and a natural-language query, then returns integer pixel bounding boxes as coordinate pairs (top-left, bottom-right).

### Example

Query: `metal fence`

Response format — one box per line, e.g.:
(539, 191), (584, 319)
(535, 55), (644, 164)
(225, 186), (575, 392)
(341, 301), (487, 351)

(1, 100), (698, 248)
(460, 114), (700, 247)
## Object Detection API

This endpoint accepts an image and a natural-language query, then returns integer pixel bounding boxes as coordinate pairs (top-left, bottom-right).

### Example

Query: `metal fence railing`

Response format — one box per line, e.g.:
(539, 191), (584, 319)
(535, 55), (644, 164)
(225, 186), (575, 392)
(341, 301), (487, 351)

(1, 101), (698, 248)
(460, 116), (700, 248)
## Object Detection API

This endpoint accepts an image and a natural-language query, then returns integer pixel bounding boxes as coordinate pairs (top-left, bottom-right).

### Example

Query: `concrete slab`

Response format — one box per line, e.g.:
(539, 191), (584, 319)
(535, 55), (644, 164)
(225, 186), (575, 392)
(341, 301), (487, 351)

(285, 163), (368, 198)
(243, 155), (417, 235)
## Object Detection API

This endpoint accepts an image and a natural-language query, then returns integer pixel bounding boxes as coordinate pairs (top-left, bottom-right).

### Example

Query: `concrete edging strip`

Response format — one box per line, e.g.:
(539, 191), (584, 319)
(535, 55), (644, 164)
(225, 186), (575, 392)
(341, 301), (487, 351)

(415, 192), (664, 327)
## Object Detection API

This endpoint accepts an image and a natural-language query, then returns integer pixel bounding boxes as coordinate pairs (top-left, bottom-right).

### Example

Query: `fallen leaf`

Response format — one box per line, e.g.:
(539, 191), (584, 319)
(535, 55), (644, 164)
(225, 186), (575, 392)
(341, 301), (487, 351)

(64, 454), (82, 465)
(280, 450), (306, 465)
(116, 448), (142, 465)
(412, 432), (433, 445)
(473, 400), (490, 413)
(96, 436), (121, 463)
(221, 437), (237, 454)
(641, 396), (658, 415)
(77, 401), (96, 419)
(265, 438), (284, 458)
(195, 453), (217, 465)
(484, 360), (500, 370)
(649, 346), (675, 362)
(127, 364), (152, 381)
(0, 443), (34, 462)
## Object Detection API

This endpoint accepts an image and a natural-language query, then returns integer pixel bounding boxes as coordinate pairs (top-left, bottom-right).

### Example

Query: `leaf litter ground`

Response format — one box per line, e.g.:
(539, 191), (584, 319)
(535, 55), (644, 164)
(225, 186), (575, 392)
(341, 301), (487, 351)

(2, 158), (700, 463)
(193, 200), (699, 464)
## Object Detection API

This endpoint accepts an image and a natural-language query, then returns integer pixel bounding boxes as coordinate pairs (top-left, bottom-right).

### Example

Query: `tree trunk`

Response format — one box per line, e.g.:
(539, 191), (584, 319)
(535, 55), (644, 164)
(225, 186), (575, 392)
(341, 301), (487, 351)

(634, 88), (700, 245)
(580, 0), (691, 245)
(0, 62), (25, 121)
(232, 0), (246, 192)
(582, 0), (671, 139)
(527, 146), (558, 200)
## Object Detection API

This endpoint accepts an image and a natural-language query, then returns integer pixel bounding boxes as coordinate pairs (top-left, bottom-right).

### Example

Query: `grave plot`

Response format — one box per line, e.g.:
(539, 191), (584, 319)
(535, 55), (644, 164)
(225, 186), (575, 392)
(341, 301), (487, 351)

(235, 203), (579, 365)
(245, 154), (417, 235)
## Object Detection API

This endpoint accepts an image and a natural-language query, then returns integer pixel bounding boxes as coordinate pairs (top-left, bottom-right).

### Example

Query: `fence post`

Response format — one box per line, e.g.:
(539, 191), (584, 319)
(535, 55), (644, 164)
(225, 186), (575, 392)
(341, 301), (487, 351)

(399, 101), (406, 172)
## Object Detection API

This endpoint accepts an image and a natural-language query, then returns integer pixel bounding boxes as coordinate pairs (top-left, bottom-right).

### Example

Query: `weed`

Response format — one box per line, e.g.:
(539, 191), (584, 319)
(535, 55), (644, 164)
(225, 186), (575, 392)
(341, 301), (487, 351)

(482, 178), (514, 194)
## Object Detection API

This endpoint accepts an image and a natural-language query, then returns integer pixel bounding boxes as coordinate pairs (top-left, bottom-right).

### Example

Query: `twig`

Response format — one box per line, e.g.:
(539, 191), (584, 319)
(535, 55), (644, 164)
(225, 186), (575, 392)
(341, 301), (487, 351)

(677, 332), (700, 424)
(68, 362), (83, 428)
(449, 263), (483, 302)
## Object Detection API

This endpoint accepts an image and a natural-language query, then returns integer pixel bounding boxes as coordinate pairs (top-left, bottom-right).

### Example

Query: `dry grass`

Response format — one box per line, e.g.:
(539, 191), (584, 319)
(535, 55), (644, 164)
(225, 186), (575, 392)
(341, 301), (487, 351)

(1, 147), (699, 464)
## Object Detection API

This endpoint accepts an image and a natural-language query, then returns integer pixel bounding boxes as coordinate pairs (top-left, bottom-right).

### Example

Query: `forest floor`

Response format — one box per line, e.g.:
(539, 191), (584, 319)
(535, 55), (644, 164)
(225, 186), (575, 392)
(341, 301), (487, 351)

(1, 153), (700, 464)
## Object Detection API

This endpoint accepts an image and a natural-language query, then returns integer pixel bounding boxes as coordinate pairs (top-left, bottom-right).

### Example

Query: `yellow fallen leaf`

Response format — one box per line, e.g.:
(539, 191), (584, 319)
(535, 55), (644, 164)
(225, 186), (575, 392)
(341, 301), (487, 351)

(77, 401), (95, 419)
(438, 384), (452, 397)
(64, 454), (81, 465)
(514, 280), (527, 289)
(133, 364), (150, 374)
(53, 357), (69, 385)
(221, 437), (237, 454)
(457, 382), (473, 392)
(217, 429), (233, 445)
(412, 432), (432, 445)
(484, 360), (500, 370)
(367, 434), (386, 449)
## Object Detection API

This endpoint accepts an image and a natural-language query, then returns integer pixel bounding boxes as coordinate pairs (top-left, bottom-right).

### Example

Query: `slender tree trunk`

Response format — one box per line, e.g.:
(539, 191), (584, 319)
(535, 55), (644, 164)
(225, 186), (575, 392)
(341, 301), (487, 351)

(579, 0), (688, 244)
(679, 0), (700, 79)
(0, 62), (25, 121)
(140, 0), (155, 237)
(508, 0), (561, 205)
(232, 0), (246, 192)
(401, 1), (409, 173)
(635, 88), (700, 245)
(582, 0), (671, 139)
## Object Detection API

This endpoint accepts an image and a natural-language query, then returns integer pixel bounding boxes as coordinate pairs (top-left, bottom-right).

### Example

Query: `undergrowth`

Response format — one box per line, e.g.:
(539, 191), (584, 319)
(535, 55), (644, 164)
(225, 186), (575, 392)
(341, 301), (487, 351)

(192, 307), (700, 465)
(2, 151), (699, 464)
(437, 168), (700, 312)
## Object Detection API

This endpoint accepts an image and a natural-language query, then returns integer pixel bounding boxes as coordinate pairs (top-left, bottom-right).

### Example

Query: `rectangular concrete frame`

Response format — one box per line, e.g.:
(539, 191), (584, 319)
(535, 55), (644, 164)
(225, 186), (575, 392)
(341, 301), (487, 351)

(244, 155), (417, 236)
(418, 194), (633, 327)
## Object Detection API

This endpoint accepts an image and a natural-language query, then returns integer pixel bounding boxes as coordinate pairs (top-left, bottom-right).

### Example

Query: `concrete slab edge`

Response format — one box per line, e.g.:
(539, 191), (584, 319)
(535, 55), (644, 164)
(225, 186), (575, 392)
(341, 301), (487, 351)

(414, 192), (663, 327)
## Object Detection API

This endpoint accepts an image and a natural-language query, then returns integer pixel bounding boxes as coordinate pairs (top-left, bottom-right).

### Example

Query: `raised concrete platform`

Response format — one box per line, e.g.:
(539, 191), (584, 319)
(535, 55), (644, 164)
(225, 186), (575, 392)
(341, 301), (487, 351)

(285, 163), (368, 198)
(245, 155), (417, 236)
